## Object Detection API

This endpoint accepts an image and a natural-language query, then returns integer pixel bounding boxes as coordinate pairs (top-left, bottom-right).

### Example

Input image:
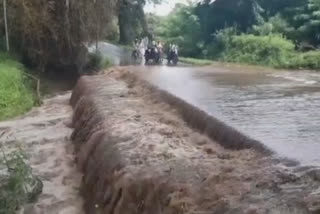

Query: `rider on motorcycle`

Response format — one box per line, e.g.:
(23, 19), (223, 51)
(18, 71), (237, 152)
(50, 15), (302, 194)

(168, 43), (179, 65)
(170, 44), (178, 54)
(145, 41), (161, 63)
(148, 40), (159, 54)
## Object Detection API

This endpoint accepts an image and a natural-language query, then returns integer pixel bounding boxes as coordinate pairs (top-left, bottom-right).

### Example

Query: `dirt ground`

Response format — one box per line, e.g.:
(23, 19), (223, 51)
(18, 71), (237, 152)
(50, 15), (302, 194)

(0, 93), (84, 214)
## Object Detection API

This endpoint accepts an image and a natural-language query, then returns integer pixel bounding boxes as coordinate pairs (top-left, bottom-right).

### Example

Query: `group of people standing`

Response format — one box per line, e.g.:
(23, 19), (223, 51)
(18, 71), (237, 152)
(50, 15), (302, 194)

(133, 37), (178, 59)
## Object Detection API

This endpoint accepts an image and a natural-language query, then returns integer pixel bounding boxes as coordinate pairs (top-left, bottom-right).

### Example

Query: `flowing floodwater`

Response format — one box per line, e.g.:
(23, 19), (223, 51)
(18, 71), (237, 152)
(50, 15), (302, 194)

(133, 65), (320, 166)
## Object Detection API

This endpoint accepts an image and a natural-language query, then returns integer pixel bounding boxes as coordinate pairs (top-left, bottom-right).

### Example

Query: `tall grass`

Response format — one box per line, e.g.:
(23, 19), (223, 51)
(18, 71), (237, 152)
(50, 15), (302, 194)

(0, 53), (34, 120)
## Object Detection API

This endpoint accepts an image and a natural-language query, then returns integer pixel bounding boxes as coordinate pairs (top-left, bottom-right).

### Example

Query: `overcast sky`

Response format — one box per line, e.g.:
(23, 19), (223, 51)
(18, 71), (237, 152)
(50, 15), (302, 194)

(144, 0), (197, 16)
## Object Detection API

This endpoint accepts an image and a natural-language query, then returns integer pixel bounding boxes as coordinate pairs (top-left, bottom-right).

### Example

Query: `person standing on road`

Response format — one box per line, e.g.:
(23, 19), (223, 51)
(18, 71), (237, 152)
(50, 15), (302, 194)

(157, 41), (163, 52)
(172, 44), (178, 55)
(133, 39), (140, 50)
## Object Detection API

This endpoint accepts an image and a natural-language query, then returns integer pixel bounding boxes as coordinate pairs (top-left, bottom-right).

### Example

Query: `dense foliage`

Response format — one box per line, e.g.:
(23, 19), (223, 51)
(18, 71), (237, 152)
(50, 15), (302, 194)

(0, 0), (118, 73)
(156, 4), (203, 57)
(156, 0), (320, 70)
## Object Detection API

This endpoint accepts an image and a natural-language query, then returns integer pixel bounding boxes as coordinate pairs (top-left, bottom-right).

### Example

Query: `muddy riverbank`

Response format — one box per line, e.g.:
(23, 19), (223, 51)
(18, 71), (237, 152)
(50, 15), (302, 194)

(70, 68), (320, 213)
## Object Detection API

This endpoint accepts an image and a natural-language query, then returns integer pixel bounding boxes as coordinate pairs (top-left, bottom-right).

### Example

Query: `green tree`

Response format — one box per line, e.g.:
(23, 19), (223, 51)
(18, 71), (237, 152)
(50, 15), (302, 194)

(1, 0), (118, 73)
(257, 0), (304, 17)
(118, 0), (162, 44)
(291, 0), (320, 47)
(252, 15), (295, 37)
(195, 0), (264, 43)
(158, 3), (203, 57)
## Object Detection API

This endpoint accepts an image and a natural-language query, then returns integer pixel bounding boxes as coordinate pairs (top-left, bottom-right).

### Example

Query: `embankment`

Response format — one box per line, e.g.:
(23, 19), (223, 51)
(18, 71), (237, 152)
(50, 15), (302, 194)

(70, 68), (320, 214)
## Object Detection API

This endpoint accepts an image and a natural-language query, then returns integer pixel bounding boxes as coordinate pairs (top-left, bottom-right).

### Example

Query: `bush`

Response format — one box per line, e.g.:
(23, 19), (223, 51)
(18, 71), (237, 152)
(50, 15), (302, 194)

(287, 51), (320, 70)
(207, 32), (320, 70)
(87, 52), (103, 71)
(216, 34), (295, 67)
(86, 51), (113, 72)
(0, 149), (42, 214)
(100, 57), (113, 69)
(0, 53), (34, 120)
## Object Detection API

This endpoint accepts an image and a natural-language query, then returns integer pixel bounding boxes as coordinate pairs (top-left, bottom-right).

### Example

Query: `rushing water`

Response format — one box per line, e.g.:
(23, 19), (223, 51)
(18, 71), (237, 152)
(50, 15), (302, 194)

(93, 42), (133, 65)
(134, 65), (320, 166)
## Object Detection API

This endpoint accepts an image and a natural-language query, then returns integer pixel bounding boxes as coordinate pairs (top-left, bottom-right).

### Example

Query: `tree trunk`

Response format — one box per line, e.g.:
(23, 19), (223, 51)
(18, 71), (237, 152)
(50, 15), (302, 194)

(3, 0), (9, 51)
(137, 3), (149, 37)
(118, 5), (134, 44)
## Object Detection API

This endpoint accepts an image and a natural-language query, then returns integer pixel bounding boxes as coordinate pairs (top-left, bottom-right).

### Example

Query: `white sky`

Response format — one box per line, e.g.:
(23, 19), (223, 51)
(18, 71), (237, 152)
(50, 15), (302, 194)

(144, 0), (197, 16)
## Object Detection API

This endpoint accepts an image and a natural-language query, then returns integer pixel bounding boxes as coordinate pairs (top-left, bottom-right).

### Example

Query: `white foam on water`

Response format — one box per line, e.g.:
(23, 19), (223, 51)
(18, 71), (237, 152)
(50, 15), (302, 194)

(269, 73), (318, 85)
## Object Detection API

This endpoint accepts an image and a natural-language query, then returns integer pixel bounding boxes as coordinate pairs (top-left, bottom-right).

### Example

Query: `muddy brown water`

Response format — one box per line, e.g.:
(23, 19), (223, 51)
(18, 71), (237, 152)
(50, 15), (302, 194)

(127, 65), (320, 167)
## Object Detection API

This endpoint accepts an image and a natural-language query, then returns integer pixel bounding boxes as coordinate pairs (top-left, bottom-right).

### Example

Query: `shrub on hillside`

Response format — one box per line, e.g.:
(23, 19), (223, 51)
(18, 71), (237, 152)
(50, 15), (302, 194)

(216, 34), (295, 67)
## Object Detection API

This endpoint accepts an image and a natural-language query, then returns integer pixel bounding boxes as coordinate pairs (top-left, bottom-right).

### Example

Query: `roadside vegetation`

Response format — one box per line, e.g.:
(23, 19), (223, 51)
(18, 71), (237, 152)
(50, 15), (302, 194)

(0, 147), (42, 214)
(0, 53), (34, 121)
(149, 0), (320, 71)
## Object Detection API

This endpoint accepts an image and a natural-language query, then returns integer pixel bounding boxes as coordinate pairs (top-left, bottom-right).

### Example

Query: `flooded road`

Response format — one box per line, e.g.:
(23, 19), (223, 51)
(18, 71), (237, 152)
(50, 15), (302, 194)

(131, 65), (320, 166)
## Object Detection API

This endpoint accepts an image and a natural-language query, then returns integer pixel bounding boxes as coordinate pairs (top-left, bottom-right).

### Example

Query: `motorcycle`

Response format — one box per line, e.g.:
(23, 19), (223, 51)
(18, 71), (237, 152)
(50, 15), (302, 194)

(167, 49), (179, 65)
(145, 47), (162, 64)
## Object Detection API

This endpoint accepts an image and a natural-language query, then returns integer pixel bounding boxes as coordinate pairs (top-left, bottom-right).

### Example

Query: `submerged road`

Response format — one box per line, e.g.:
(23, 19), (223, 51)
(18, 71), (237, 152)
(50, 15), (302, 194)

(98, 42), (320, 166)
